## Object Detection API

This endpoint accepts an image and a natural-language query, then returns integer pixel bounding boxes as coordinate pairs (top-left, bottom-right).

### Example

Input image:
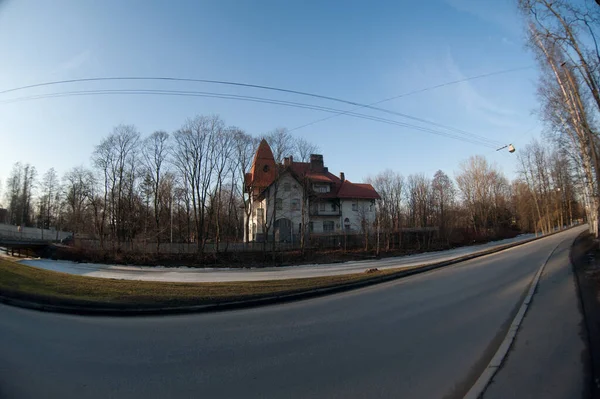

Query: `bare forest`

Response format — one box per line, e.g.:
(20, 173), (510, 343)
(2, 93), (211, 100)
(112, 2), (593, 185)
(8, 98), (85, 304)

(0, 109), (585, 265)
(519, 0), (600, 237)
(6, 0), (600, 260)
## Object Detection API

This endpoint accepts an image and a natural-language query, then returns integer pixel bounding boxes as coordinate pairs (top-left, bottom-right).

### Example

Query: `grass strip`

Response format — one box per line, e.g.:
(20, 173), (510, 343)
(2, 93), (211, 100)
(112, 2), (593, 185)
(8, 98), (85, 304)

(0, 258), (405, 309)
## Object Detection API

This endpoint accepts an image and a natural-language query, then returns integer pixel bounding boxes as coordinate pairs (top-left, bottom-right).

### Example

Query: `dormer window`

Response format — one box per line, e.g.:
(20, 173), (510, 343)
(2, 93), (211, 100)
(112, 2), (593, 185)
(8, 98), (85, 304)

(313, 184), (330, 193)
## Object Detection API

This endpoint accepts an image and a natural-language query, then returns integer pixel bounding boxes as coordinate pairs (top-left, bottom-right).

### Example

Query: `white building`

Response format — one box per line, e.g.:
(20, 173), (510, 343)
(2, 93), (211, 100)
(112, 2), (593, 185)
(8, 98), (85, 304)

(245, 139), (380, 242)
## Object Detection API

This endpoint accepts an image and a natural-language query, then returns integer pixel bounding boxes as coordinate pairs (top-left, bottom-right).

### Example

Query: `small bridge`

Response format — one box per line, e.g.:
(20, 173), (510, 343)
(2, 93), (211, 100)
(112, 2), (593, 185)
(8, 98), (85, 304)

(0, 223), (72, 257)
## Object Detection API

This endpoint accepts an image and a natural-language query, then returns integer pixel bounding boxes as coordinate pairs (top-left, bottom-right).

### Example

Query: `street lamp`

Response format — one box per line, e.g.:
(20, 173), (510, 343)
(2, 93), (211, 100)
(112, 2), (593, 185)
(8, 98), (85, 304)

(496, 144), (516, 153)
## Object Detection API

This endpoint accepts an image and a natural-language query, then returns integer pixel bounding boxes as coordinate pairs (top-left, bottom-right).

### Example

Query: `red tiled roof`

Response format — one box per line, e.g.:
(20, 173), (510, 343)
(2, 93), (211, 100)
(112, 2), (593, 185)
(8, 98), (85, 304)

(289, 162), (341, 184)
(248, 144), (380, 200)
(288, 161), (379, 200)
(337, 181), (381, 199)
(306, 174), (334, 183)
(248, 139), (277, 190)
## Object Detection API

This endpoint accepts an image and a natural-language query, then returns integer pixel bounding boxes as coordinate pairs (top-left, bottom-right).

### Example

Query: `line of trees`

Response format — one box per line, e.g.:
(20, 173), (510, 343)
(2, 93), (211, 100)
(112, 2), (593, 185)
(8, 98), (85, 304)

(519, 0), (600, 237)
(0, 117), (592, 256)
(368, 144), (582, 252)
(0, 117), (323, 253)
(0, 113), (587, 254)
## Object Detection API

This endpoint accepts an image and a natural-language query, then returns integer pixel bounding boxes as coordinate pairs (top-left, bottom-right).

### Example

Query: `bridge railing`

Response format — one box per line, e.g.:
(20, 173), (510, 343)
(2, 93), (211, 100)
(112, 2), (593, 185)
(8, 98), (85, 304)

(0, 223), (71, 242)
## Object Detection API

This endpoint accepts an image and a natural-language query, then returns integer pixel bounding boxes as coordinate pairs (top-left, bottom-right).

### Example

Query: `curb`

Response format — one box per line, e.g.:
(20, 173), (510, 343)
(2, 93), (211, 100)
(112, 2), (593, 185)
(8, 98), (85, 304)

(462, 232), (577, 399)
(0, 226), (581, 317)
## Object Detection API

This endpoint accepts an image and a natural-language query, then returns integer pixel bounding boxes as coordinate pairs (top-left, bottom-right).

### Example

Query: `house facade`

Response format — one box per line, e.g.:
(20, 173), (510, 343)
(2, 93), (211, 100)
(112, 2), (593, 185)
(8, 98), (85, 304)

(244, 139), (380, 242)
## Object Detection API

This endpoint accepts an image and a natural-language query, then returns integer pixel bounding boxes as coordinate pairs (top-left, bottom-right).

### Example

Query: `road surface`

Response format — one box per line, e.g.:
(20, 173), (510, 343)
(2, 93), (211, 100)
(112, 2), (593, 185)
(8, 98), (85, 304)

(0, 227), (585, 399)
(19, 234), (536, 282)
(483, 231), (587, 398)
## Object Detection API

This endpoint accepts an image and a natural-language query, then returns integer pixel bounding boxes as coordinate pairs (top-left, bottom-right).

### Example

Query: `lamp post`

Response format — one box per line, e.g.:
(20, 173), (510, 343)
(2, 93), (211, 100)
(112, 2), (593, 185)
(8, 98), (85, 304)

(170, 193), (174, 245)
(495, 144), (516, 153)
(556, 187), (564, 230)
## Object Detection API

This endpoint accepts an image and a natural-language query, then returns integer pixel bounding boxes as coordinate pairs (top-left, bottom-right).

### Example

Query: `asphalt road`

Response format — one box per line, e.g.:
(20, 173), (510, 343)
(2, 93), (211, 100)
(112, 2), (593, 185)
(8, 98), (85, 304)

(483, 232), (587, 398)
(20, 233), (536, 282)
(0, 227), (585, 399)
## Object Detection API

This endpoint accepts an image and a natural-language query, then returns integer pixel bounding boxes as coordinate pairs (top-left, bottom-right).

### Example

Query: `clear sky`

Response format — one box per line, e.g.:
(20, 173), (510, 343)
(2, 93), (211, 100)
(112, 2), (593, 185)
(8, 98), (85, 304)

(0, 0), (541, 191)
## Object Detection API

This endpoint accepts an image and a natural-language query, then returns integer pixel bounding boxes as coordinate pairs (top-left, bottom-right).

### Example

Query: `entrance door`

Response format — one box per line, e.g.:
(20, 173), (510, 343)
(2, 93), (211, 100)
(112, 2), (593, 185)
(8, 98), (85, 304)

(274, 218), (292, 242)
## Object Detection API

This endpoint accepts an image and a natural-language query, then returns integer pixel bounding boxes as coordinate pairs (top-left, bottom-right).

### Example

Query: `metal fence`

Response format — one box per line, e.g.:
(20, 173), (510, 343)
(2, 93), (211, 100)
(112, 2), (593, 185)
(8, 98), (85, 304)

(74, 233), (372, 253)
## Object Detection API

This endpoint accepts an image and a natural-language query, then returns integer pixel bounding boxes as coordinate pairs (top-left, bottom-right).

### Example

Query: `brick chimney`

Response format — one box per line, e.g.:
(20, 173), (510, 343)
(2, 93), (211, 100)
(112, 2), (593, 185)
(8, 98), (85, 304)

(283, 155), (294, 166)
(310, 154), (324, 172)
(340, 172), (345, 182)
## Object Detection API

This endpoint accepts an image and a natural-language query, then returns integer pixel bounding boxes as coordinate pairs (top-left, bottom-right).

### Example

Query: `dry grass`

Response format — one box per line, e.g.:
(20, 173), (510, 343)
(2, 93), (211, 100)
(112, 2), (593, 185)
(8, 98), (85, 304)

(0, 258), (408, 309)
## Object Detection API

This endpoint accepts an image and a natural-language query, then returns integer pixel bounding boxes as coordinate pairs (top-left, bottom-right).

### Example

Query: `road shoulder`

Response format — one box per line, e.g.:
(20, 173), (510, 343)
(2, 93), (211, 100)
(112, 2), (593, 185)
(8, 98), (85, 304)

(482, 234), (590, 399)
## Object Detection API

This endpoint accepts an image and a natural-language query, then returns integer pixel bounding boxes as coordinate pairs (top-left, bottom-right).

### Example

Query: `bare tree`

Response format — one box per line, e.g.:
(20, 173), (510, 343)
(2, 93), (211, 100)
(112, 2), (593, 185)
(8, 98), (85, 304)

(5, 163), (23, 225)
(233, 130), (258, 243)
(295, 138), (319, 162)
(212, 127), (235, 252)
(171, 115), (222, 253)
(406, 174), (432, 229)
(63, 166), (95, 234)
(92, 125), (140, 250)
(265, 128), (294, 164)
(520, 0), (600, 235)
(142, 130), (170, 253)
(431, 170), (456, 244)
(38, 168), (59, 236)
(456, 156), (508, 236)
(368, 170), (404, 251)
(519, 0), (600, 113)
(6, 163), (38, 228)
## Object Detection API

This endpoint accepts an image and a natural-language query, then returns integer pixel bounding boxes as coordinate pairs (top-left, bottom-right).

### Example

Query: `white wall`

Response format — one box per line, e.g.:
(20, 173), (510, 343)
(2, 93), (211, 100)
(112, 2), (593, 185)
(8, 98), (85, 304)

(309, 218), (340, 234)
(246, 173), (309, 240)
(340, 199), (376, 232)
(244, 172), (377, 240)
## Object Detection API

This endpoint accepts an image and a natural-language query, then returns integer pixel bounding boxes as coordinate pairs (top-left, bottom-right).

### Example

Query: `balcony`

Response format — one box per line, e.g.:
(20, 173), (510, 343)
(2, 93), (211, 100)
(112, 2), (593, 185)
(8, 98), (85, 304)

(309, 208), (341, 216)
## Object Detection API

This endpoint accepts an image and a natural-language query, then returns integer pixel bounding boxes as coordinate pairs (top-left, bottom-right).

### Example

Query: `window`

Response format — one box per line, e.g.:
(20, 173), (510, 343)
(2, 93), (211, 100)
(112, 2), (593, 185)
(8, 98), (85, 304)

(344, 218), (351, 231)
(319, 202), (325, 211)
(257, 208), (264, 220)
(262, 165), (270, 173)
(323, 221), (334, 232)
(369, 202), (374, 212)
(313, 184), (330, 193)
(309, 222), (314, 233)
(352, 202), (358, 211)
(291, 198), (300, 211)
(284, 182), (291, 192)
(331, 203), (336, 211)
(276, 199), (283, 210)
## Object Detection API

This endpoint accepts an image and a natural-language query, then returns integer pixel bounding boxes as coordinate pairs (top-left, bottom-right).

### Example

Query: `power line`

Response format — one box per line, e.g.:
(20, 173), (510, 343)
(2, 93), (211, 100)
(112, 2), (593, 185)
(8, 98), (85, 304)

(0, 88), (499, 149)
(288, 65), (533, 144)
(0, 89), (498, 148)
(0, 71), (524, 146)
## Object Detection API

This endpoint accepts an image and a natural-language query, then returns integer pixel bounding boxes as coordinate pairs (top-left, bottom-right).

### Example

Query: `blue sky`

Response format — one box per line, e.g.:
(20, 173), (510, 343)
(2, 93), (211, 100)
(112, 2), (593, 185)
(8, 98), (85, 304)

(0, 0), (540, 192)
